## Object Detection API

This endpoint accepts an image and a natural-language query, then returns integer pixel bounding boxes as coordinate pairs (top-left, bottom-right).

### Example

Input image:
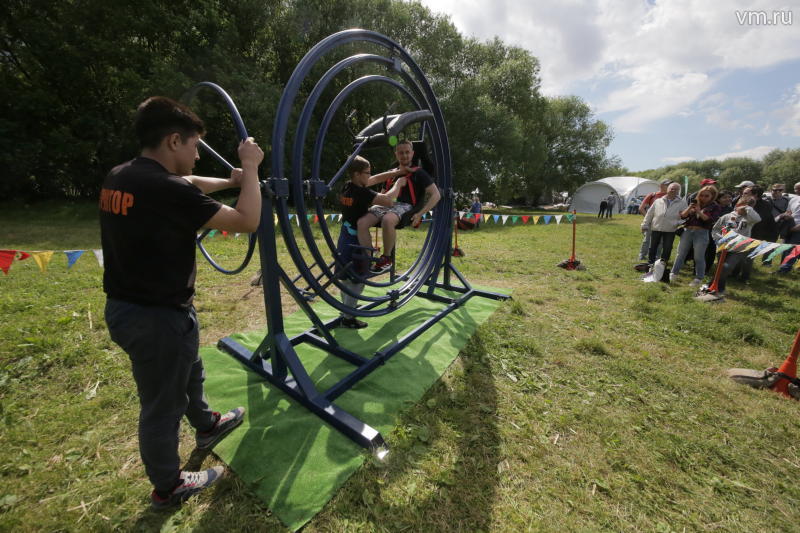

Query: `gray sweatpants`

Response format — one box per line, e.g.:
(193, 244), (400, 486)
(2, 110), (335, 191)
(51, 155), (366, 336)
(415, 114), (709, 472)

(340, 279), (365, 319)
(105, 299), (216, 492)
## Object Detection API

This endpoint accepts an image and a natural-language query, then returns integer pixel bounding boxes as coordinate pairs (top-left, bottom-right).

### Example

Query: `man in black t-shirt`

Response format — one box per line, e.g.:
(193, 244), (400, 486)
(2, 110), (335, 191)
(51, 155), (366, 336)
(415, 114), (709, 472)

(357, 140), (441, 271)
(335, 156), (406, 328)
(101, 97), (263, 509)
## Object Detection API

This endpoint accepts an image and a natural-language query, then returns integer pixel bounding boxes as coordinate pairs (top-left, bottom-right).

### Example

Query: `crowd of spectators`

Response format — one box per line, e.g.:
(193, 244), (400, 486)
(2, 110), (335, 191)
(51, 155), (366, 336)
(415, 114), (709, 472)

(636, 179), (800, 293)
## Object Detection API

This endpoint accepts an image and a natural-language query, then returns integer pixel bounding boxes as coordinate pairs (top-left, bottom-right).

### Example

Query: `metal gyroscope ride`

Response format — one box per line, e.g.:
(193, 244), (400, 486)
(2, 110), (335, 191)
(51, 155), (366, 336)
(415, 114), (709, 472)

(186, 30), (509, 450)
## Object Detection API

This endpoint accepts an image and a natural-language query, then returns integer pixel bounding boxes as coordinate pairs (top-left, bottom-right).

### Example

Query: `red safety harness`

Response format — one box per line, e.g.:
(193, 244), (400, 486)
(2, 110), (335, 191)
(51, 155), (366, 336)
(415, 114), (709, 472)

(383, 166), (419, 205)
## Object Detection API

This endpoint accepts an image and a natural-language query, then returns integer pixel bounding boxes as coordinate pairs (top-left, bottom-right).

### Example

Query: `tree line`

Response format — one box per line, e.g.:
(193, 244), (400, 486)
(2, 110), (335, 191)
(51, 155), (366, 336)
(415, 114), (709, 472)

(620, 148), (800, 195)
(1, 0), (616, 204)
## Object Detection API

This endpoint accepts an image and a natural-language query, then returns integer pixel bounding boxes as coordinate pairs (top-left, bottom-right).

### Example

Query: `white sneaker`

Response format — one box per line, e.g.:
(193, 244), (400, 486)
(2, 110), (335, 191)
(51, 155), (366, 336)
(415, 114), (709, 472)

(669, 273), (677, 282)
(689, 278), (702, 287)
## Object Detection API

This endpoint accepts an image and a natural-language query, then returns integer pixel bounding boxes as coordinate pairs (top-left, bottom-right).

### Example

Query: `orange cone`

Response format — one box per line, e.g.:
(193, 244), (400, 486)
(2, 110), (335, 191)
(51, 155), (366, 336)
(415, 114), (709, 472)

(771, 329), (800, 398)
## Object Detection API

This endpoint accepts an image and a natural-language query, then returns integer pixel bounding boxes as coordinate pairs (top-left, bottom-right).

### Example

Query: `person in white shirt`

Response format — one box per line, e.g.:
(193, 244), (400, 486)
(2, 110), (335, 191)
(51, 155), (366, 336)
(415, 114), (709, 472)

(641, 182), (687, 265)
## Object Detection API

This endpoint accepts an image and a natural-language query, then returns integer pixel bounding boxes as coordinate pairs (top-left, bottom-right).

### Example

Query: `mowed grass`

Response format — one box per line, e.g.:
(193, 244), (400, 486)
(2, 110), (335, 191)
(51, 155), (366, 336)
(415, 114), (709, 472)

(1, 201), (799, 532)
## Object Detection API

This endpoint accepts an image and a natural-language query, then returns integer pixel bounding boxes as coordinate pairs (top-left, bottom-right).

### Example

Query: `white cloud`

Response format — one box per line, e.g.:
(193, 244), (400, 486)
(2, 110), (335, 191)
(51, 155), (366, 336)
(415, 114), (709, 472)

(419, 0), (800, 131)
(661, 156), (695, 164)
(704, 145), (775, 161)
(777, 83), (800, 136)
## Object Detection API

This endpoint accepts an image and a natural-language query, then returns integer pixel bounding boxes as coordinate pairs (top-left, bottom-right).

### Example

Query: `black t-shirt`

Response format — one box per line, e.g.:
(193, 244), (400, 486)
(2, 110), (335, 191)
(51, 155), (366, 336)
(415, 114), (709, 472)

(396, 168), (434, 207)
(100, 157), (222, 308)
(339, 181), (377, 226)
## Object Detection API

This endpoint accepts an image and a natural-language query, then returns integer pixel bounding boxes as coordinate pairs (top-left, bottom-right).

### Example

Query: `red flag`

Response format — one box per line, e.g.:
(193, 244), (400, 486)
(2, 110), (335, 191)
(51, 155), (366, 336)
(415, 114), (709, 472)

(221, 231), (228, 237)
(313, 214), (319, 223)
(0, 250), (16, 274)
(521, 215), (530, 224)
(781, 245), (800, 265)
(0, 250), (27, 275)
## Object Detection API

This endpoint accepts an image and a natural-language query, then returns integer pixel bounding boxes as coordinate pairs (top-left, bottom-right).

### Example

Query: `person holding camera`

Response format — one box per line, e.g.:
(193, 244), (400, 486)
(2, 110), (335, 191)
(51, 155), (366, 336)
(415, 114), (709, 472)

(668, 185), (721, 286)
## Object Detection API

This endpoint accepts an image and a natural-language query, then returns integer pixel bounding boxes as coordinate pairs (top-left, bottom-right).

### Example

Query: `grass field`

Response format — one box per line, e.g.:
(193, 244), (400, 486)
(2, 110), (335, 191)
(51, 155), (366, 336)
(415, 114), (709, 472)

(1, 201), (799, 532)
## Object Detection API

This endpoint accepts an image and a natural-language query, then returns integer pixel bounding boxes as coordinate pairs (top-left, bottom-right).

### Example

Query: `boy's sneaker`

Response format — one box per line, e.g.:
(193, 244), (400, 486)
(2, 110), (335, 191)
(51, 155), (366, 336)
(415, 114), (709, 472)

(150, 467), (224, 509)
(371, 255), (392, 273)
(689, 278), (702, 287)
(341, 316), (368, 329)
(196, 407), (245, 450)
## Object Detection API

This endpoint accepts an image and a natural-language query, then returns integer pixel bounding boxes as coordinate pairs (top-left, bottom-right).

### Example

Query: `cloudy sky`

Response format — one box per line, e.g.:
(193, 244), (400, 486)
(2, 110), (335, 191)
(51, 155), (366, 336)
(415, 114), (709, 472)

(416, 0), (800, 171)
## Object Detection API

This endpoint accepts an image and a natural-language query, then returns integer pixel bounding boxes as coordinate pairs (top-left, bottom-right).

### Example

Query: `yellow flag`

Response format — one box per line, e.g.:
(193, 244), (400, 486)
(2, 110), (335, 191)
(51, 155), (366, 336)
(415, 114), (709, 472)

(533, 216), (540, 224)
(31, 251), (54, 272)
(742, 240), (762, 252)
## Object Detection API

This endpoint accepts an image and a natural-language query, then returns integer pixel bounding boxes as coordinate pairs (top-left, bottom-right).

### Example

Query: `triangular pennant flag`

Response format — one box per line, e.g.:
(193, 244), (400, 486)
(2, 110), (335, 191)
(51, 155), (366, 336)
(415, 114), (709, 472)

(565, 214), (575, 223)
(543, 215), (552, 225)
(493, 215), (500, 223)
(555, 215), (563, 224)
(780, 245), (800, 266)
(93, 249), (104, 267)
(720, 235), (744, 251)
(501, 215), (509, 224)
(741, 240), (762, 253)
(458, 211), (465, 218)
(31, 251), (54, 273)
(747, 241), (778, 259)
(483, 214), (489, 222)
(288, 213), (295, 220)
(306, 214), (313, 221)
(533, 216), (541, 224)
(0, 250), (17, 275)
(234, 233), (241, 238)
(313, 215), (319, 224)
(221, 231), (228, 238)
(511, 215), (519, 224)
(717, 230), (740, 245)
(767, 244), (794, 262)
(521, 215), (530, 224)
(64, 250), (85, 269)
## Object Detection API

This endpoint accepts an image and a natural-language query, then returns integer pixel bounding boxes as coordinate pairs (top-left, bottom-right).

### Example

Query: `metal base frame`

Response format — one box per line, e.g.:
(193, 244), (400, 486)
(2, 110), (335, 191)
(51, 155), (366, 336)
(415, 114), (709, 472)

(217, 200), (509, 450)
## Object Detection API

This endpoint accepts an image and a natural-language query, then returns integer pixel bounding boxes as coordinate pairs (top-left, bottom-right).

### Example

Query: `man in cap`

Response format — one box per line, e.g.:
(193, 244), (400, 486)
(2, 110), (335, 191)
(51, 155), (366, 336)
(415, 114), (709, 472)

(732, 180), (755, 206)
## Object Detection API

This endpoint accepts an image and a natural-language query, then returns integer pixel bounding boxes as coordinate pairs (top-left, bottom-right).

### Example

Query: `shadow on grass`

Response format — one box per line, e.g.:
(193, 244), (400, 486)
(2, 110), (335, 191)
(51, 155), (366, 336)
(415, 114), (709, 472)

(322, 325), (501, 531)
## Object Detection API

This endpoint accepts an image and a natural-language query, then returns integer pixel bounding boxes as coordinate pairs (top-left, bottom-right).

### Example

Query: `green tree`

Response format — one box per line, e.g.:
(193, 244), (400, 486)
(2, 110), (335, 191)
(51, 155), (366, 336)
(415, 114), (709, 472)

(762, 148), (800, 186)
(540, 96), (614, 200)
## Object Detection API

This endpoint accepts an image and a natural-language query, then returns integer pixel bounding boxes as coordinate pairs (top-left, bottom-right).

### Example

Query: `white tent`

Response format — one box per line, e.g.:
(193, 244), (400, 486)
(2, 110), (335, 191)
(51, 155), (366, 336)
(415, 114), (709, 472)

(599, 177), (660, 211)
(569, 176), (660, 214)
(568, 181), (617, 214)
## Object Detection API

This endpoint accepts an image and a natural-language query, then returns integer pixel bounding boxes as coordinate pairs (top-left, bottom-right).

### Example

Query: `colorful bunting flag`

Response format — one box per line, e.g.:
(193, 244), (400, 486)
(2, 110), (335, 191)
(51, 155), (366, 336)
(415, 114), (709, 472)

(533, 216), (540, 224)
(781, 245), (800, 266)
(483, 214), (489, 222)
(511, 215), (519, 224)
(0, 250), (28, 275)
(31, 251), (54, 273)
(543, 215), (552, 225)
(501, 215), (509, 224)
(493, 215), (500, 223)
(93, 249), (104, 267)
(747, 241), (779, 259)
(767, 244), (794, 262)
(64, 250), (85, 269)
(521, 215), (530, 224)
(555, 215), (563, 224)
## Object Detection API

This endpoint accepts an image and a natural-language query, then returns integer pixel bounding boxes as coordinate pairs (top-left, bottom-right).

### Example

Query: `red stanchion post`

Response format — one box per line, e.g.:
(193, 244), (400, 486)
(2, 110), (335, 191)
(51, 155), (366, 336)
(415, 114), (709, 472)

(772, 329), (800, 398)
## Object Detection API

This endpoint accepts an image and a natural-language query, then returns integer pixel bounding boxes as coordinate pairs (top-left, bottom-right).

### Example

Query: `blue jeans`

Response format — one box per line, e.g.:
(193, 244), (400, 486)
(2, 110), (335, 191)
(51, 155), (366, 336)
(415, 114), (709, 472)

(671, 228), (709, 279)
(105, 299), (215, 492)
